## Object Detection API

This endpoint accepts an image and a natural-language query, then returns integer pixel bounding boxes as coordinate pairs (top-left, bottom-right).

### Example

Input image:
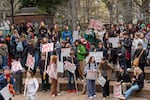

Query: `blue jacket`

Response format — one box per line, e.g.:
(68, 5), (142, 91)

(0, 74), (15, 90)
(62, 31), (73, 43)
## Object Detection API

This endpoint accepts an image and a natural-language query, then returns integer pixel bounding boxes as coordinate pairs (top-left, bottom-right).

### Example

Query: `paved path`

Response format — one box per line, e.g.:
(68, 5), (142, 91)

(12, 91), (149, 100)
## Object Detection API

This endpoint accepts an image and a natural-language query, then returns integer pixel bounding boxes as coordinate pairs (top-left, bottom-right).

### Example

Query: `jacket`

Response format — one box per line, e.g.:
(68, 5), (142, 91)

(133, 73), (144, 89)
(116, 46), (126, 61)
(117, 72), (131, 83)
(77, 44), (86, 61)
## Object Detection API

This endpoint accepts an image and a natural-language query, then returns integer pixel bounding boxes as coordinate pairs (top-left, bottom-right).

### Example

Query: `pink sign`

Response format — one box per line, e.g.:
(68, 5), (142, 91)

(113, 84), (122, 98)
(42, 43), (54, 53)
(89, 19), (102, 30)
(64, 61), (76, 73)
(26, 53), (35, 69)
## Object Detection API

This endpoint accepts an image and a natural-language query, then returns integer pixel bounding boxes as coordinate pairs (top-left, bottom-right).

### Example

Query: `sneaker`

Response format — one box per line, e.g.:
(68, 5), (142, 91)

(127, 68), (131, 71)
(72, 90), (76, 93)
(67, 90), (72, 93)
(81, 92), (85, 95)
(57, 93), (61, 96)
(102, 97), (106, 100)
(51, 94), (55, 98)
(89, 96), (93, 99)
(93, 95), (96, 98)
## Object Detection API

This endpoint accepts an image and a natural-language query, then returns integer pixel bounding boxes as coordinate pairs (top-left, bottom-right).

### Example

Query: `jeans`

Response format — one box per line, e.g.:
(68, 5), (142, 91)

(2, 56), (8, 67)
(34, 52), (39, 68)
(119, 59), (127, 69)
(66, 71), (75, 90)
(87, 80), (96, 97)
(40, 73), (50, 90)
(124, 84), (140, 99)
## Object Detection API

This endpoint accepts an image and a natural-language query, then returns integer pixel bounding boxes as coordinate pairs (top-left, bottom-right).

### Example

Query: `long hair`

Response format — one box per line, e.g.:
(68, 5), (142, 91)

(134, 67), (143, 76)
(50, 55), (57, 65)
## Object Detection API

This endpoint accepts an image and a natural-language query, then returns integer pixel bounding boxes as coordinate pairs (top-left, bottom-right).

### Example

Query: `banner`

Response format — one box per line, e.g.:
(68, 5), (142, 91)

(89, 19), (103, 30)
(108, 37), (119, 48)
(11, 61), (23, 72)
(86, 52), (103, 63)
(113, 84), (122, 98)
(42, 43), (54, 53)
(26, 53), (35, 70)
(0, 85), (12, 100)
(64, 61), (76, 73)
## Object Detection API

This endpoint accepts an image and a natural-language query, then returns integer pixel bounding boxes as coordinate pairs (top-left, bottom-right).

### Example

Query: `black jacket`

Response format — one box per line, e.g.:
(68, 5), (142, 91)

(133, 73), (144, 89)
(117, 72), (131, 83)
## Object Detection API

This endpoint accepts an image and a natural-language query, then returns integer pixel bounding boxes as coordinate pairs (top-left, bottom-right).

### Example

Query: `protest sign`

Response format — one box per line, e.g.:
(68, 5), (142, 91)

(64, 61), (76, 73)
(26, 53), (35, 70)
(89, 19), (102, 30)
(97, 75), (106, 87)
(0, 85), (12, 100)
(11, 61), (23, 72)
(42, 43), (54, 53)
(73, 31), (79, 42)
(61, 48), (71, 60)
(86, 52), (103, 63)
(85, 30), (93, 35)
(113, 84), (122, 98)
(57, 61), (64, 73)
(108, 37), (119, 48)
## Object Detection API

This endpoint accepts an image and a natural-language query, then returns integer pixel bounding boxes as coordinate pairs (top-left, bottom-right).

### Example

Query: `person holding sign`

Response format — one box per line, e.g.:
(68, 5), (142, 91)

(0, 66), (15, 100)
(84, 56), (97, 99)
(46, 55), (61, 97)
(98, 57), (114, 99)
(65, 50), (79, 93)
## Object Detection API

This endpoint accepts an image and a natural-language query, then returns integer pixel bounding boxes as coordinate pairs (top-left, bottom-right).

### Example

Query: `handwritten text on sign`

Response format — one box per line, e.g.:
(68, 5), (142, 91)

(113, 84), (122, 98)
(42, 43), (54, 53)
(26, 54), (35, 69)
(11, 61), (23, 72)
(89, 19), (102, 30)
(64, 61), (76, 73)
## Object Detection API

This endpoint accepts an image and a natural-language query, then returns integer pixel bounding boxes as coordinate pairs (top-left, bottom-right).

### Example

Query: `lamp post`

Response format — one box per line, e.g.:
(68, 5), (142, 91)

(10, 0), (14, 24)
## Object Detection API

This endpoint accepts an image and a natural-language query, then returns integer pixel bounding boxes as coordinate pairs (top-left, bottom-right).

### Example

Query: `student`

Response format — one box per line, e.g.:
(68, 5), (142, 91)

(47, 55), (60, 97)
(84, 56), (97, 99)
(116, 67), (131, 93)
(0, 66), (15, 100)
(119, 67), (144, 100)
(98, 57), (114, 99)
(66, 50), (79, 93)
(24, 70), (39, 100)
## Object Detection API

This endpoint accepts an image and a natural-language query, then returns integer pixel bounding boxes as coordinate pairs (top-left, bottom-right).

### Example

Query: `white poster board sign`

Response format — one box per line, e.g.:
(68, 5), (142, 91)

(57, 61), (64, 73)
(11, 61), (23, 72)
(0, 85), (12, 100)
(108, 37), (119, 48)
(42, 43), (54, 53)
(61, 48), (70, 60)
(86, 52), (103, 63)
(113, 84), (122, 98)
(85, 30), (93, 35)
(73, 31), (79, 42)
(89, 19), (103, 30)
(97, 75), (106, 87)
(64, 61), (76, 73)
(26, 53), (35, 70)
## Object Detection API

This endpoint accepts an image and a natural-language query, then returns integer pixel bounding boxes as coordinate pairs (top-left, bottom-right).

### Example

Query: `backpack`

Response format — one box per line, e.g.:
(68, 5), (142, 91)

(16, 42), (24, 52)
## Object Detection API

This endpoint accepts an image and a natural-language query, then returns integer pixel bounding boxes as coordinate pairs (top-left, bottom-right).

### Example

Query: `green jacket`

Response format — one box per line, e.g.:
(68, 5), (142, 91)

(77, 44), (86, 61)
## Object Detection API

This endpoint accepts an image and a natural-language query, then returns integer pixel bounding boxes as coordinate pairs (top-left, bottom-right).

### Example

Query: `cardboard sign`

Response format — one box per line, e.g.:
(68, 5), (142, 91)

(26, 54), (35, 70)
(108, 37), (119, 48)
(42, 43), (54, 53)
(64, 61), (76, 73)
(0, 85), (12, 100)
(73, 31), (79, 42)
(86, 52), (103, 63)
(11, 61), (23, 72)
(89, 19), (102, 30)
(113, 84), (122, 98)
(97, 75), (106, 87)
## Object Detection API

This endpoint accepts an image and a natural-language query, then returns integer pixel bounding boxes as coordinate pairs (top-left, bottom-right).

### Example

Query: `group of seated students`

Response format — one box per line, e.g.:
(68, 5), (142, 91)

(117, 66), (144, 100)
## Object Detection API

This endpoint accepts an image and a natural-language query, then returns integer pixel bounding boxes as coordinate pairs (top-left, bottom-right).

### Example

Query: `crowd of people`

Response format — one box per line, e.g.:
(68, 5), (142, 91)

(0, 20), (150, 100)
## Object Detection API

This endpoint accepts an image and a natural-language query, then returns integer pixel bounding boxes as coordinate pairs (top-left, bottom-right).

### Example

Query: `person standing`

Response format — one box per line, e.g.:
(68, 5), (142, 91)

(62, 26), (73, 43)
(98, 58), (114, 99)
(84, 56), (97, 99)
(24, 70), (39, 100)
(46, 55), (60, 97)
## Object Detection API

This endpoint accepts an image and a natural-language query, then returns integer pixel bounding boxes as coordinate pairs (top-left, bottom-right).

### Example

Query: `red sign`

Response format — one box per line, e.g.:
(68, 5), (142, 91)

(42, 43), (54, 53)
(89, 19), (102, 30)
